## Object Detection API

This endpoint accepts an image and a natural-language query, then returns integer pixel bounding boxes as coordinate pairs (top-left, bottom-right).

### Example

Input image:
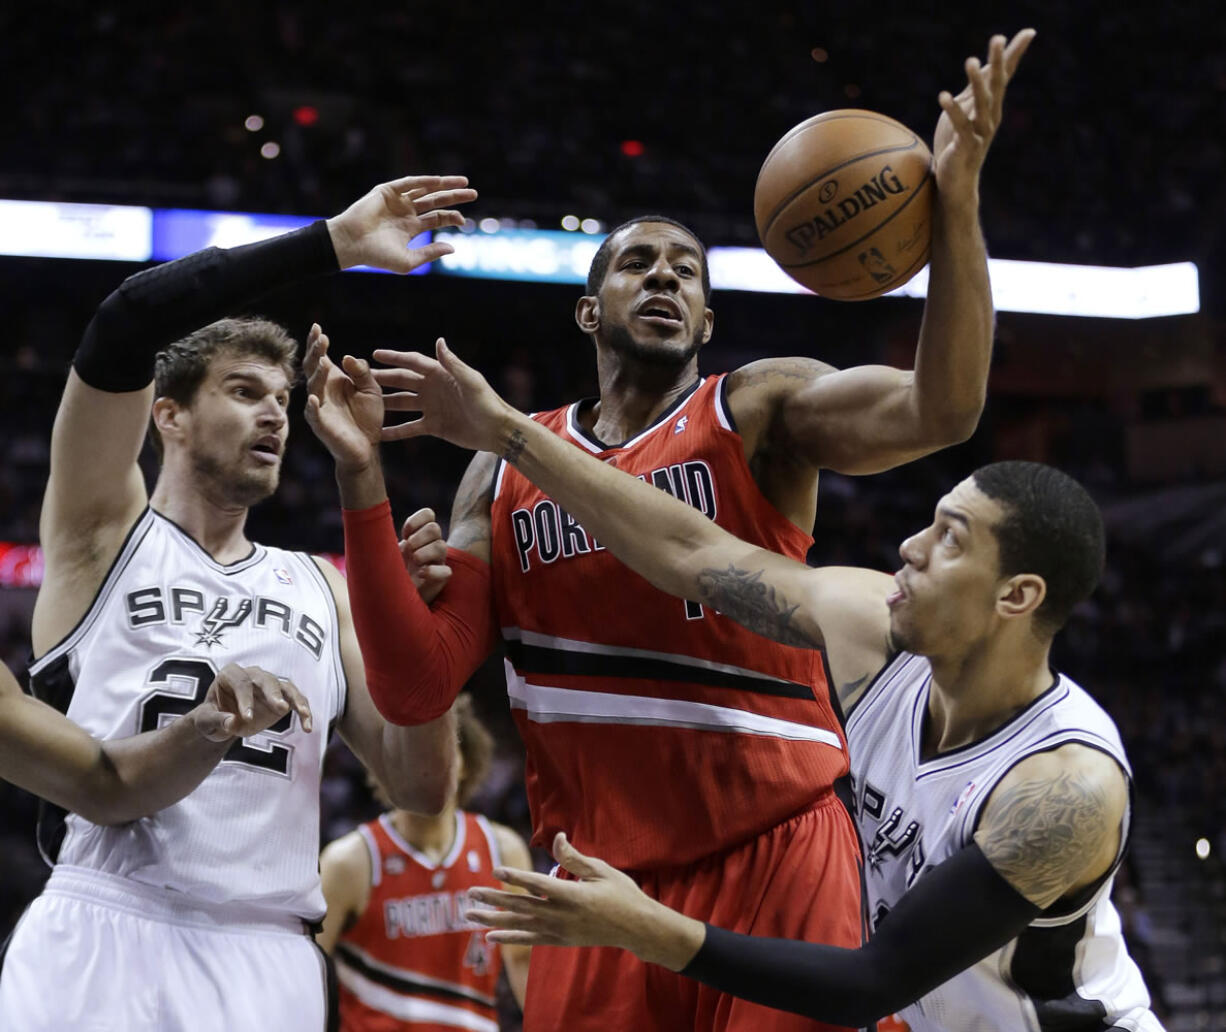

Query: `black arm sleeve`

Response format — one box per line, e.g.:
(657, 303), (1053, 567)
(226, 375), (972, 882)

(680, 842), (1042, 1027)
(72, 219), (339, 393)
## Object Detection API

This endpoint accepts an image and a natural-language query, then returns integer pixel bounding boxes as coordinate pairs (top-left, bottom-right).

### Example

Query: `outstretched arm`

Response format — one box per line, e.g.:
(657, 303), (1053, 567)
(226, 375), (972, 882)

(376, 341), (893, 683)
(36, 174), (476, 655)
(464, 742), (1127, 1026)
(0, 661), (313, 825)
(304, 330), (496, 726)
(465, 831), (1041, 1027)
(316, 555), (459, 814)
(728, 30), (1036, 478)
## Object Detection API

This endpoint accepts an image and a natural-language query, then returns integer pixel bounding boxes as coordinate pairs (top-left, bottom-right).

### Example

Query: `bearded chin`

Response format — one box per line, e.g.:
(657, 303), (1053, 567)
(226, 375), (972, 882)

(191, 447), (278, 508)
(605, 322), (704, 368)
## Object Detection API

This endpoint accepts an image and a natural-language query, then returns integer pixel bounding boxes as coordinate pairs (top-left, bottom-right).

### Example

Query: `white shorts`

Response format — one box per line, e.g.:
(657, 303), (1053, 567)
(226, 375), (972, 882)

(0, 866), (329, 1032)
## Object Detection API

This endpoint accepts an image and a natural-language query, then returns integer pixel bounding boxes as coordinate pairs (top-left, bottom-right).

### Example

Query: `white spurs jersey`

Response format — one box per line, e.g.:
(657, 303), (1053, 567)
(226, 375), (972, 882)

(845, 652), (1163, 1032)
(28, 508), (347, 924)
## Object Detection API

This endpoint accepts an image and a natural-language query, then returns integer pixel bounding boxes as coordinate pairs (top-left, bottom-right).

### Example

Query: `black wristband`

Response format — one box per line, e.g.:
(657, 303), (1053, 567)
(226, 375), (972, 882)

(73, 219), (338, 393)
(681, 842), (1041, 1026)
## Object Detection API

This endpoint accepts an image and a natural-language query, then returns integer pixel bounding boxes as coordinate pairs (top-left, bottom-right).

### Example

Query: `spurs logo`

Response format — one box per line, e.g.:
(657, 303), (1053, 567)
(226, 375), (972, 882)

(194, 598), (253, 648)
(866, 806), (920, 871)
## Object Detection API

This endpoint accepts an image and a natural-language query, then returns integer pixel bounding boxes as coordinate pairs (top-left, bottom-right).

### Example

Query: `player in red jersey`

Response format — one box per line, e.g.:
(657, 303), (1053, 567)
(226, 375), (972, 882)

(319, 694), (531, 1032)
(307, 30), (1034, 1032)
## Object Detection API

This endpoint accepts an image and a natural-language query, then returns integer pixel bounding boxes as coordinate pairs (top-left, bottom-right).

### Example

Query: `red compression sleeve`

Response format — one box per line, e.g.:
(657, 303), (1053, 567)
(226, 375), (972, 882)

(343, 501), (496, 725)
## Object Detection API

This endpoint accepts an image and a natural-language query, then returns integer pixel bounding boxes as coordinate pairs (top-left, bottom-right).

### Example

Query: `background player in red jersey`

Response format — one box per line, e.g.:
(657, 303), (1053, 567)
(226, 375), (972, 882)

(319, 694), (531, 1032)
(312, 30), (1034, 1032)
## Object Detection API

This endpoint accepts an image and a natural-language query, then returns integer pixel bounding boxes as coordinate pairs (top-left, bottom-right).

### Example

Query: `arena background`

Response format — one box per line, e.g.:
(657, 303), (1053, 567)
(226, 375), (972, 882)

(0, 5), (1223, 1029)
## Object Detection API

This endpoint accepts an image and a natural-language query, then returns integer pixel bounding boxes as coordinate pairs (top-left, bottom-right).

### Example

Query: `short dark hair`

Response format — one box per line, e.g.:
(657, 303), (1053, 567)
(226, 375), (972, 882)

(455, 694), (495, 808)
(972, 461), (1105, 635)
(149, 317), (298, 460)
(585, 215), (711, 300)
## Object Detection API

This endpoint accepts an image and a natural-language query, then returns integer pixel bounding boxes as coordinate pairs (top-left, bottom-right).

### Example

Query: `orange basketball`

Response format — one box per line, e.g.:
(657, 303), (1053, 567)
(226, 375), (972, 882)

(754, 109), (934, 300)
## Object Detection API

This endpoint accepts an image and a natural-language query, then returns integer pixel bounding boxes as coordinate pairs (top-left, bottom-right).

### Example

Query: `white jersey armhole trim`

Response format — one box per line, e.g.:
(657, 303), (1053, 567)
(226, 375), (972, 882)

(358, 822), (382, 888)
(474, 813), (502, 869)
(713, 372), (735, 431)
(29, 508), (156, 674)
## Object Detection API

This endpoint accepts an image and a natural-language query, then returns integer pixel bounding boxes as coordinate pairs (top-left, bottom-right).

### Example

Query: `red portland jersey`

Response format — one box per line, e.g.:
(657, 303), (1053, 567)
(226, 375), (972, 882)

(335, 812), (504, 1032)
(490, 374), (848, 870)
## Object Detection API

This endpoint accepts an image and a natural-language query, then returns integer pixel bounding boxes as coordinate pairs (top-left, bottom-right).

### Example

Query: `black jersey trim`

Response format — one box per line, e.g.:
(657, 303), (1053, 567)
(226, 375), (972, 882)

(335, 944), (497, 1009)
(566, 377), (704, 452)
(311, 937), (341, 1032)
(32, 653), (77, 866)
(715, 373), (740, 434)
(29, 508), (154, 667)
(913, 675), (1067, 774)
(1008, 913), (1112, 1031)
(503, 638), (818, 701)
(819, 648), (847, 731)
(151, 508), (263, 572)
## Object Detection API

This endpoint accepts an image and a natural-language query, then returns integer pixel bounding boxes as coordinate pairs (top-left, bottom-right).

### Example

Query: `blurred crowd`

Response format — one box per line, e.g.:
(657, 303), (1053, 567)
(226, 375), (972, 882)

(3, 4), (1223, 281)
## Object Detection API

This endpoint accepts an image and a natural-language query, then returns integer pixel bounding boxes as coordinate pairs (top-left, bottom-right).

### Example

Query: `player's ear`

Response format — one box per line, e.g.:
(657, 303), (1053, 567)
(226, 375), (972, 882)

(151, 396), (185, 442)
(701, 307), (714, 345)
(997, 573), (1045, 620)
(575, 295), (600, 335)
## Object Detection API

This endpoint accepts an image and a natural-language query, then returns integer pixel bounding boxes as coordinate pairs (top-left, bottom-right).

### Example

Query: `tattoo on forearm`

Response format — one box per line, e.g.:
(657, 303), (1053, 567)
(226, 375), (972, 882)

(979, 770), (1111, 905)
(694, 564), (820, 649)
(447, 452), (495, 554)
(503, 429), (526, 465)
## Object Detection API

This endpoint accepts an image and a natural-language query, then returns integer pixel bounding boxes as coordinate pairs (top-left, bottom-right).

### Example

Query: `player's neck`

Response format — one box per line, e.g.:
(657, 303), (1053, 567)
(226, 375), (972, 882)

(590, 351), (700, 442)
(923, 637), (1055, 757)
(390, 804), (459, 864)
(150, 467), (253, 565)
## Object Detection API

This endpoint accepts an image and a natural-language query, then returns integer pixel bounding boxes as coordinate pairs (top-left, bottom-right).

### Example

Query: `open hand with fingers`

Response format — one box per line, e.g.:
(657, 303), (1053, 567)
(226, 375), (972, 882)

(303, 323), (385, 474)
(399, 507), (452, 604)
(371, 339), (512, 454)
(933, 29), (1035, 199)
(191, 663), (314, 742)
(464, 832), (706, 971)
(326, 174), (477, 273)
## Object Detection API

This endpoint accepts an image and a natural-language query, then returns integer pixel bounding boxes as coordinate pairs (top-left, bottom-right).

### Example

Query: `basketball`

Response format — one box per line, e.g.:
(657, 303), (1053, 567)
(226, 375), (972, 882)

(754, 109), (934, 300)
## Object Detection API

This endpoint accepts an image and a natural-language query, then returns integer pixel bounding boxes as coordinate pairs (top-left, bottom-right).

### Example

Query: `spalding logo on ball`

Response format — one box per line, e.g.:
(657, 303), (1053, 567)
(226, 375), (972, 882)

(754, 109), (933, 300)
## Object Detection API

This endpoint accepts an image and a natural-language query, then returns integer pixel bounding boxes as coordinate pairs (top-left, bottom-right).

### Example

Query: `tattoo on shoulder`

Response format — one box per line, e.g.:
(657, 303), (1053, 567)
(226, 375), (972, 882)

(840, 673), (871, 704)
(978, 769), (1112, 905)
(503, 429), (527, 465)
(732, 358), (831, 391)
(695, 564), (820, 649)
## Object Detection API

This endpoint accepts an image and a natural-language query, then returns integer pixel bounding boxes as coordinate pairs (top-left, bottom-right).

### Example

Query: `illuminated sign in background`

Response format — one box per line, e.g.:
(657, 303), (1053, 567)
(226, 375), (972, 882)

(0, 199), (1201, 319)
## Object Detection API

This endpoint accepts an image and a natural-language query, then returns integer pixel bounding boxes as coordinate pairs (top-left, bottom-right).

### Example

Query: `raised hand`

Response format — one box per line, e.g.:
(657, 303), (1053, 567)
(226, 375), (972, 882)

(932, 29), (1035, 199)
(326, 175), (478, 273)
(399, 507), (452, 604)
(371, 338), (511, 454)
(303, 324), (385, 473)
(191, 663), (313, 742)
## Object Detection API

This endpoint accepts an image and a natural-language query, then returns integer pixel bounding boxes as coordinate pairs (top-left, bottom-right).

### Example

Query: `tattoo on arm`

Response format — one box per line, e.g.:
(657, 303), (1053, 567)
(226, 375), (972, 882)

(977, 769), (1112, 906)
(839, 673), (871, 707)
(695, 564), (821, 649)
(447, 453), (496, 556)
(503, 429), (526, 465)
